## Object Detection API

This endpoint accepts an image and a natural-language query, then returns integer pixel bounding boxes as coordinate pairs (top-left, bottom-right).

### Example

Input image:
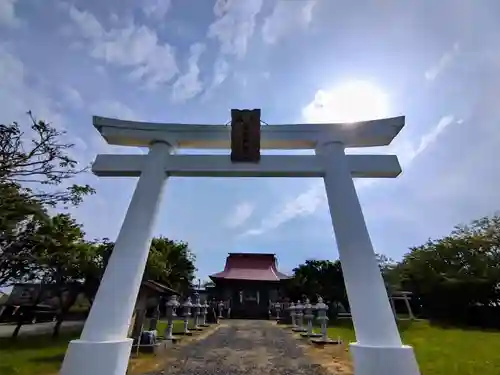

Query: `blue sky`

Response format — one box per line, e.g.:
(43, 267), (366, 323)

(1, 0), (500, 282)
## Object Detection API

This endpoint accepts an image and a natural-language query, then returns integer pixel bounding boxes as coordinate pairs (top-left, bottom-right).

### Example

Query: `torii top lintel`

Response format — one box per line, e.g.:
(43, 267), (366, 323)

(93, 115), (404, 150)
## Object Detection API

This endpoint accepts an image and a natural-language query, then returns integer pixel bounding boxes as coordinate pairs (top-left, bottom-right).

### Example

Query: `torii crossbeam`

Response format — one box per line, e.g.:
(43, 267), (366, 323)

(92, 154), (401, 178)
(60, 113), (420, 375)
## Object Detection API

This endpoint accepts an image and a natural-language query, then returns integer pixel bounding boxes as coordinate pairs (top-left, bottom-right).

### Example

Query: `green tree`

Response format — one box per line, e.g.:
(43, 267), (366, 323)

(33, 213), (91, 337)
(82, 236), (197, 303)
(145, 237), (196, 294)
(0, 184), (49, 286)
(375, 253), (402, 292)
(287, 259), (348, 314)
(0, 112), (94, 207)
(396, 214), (500, 325)
(80, 238), (114, 306)
(0, 113), (95, 288)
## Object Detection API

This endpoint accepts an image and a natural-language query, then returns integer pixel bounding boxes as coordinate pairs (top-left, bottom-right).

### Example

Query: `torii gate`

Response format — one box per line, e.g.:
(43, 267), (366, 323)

(60, 112), (420, 375)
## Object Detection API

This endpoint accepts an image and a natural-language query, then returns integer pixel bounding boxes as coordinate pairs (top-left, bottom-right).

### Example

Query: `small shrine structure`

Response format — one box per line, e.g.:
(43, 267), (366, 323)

(209, 253), (289, 319)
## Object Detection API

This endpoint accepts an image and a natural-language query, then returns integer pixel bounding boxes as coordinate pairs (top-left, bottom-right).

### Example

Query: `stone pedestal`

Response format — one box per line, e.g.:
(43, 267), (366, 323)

(301, 332), (322, 338)
(310, 337), (341, 345)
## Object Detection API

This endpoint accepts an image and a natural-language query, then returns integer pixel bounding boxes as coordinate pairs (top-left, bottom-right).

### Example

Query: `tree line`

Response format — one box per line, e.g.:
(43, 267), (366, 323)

(0, 113), (196, 337)
(286, 215), (500, 328)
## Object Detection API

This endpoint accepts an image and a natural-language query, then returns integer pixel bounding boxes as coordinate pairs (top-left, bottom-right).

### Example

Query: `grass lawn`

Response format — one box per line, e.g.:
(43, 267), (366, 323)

(323, 320), (500, 375)
(0, 331), (81, 375)
(0, 320), (193, 375)
(156, 319), (195, 335)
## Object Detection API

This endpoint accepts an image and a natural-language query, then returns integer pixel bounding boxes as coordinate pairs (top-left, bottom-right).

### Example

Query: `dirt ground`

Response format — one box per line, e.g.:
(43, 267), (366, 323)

(137, 320), (353, 375)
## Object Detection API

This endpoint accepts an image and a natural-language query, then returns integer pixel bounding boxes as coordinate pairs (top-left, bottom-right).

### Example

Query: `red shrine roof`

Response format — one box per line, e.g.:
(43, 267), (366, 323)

(209, 253), (290, 282)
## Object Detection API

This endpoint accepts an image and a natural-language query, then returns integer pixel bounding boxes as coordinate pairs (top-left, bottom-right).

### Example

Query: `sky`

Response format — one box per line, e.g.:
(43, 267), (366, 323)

(1, 0), (500, 283)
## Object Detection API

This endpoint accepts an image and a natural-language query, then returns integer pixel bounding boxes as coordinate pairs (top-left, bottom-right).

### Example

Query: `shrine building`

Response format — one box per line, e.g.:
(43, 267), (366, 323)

(209, 253), (290, 319)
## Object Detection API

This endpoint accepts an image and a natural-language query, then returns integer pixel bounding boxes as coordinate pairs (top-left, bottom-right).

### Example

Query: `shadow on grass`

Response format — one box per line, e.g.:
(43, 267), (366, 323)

(426, 319), (500, 332)
(29, 353), (66, 364)
(0, 364), (20, 375)
(327, 317), (500, 333)
(318, 317), (414, 332)
(0, 331), (80, 351)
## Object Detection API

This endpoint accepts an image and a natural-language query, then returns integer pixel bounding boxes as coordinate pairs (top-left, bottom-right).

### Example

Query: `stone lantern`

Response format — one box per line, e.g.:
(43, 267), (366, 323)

(217, 300), (224, 319)
(292, 300), (306, 332)
(192, 293), (202, 330)
(301, 298), (321, 338)
(164, 295), (180, 340)
(288, 302), (296, 328)
(182, 296), (193, 335)
(311, 296), (338, 344)
(274, 301), (282, 323)
(200, 300), (210, 327)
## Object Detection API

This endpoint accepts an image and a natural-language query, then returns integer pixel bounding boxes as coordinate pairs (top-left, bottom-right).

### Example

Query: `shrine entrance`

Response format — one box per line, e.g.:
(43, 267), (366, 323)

(209, 253), (289, 319)
(60, 110), (421, 375)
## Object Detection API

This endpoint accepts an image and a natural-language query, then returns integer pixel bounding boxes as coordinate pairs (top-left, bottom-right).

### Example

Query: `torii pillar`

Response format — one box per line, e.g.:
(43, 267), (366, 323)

(60, 112), (420, 375)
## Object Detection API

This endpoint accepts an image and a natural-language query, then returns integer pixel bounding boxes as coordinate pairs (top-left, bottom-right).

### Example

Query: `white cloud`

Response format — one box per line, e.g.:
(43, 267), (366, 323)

(62, 86), (84, 109)
(66, 5), (178, 88)
(212, 57), (230, 87)
(208, 0), (263, 58)
(90, 99), (140, 122)
(301, 82), (390, 123)
(226, 201), (255, 229)
(396, 115), (455, 167)
(142, 0), (171, 20)
(0, 0), (20, 27)
(204, 0), (262, 98)
(242, 106), (457, 236)
(0, 45), (91, 171)
(425, 42), (459, 81)
(241, 182), (323, 236)
(171, 43), (206, 102)
(0, 46), (62, 128)
(262, 0), (317, 44)
(68, 5), (104, 39)
(201, 56), (230, 102)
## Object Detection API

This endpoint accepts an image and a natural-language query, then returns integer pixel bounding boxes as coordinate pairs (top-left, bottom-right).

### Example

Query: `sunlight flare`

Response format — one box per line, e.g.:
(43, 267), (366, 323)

(303, 80), (390, 123)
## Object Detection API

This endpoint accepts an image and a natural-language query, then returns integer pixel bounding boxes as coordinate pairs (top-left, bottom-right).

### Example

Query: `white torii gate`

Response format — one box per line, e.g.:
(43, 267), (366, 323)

(60, 114), (420, 375)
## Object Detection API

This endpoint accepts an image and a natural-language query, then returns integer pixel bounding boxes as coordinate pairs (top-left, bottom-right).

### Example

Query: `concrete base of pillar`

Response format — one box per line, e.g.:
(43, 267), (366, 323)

(350, 343), (420, 375)
(292, 327), (307, 332)
(60, 338), (132, 375)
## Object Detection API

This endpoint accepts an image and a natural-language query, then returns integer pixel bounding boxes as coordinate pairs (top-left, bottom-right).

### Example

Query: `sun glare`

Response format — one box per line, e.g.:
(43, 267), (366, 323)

(303, 80), (390, 123)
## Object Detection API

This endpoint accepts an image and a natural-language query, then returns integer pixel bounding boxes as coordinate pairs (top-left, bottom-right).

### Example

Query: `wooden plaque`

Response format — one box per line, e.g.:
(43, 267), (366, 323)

(230, 109), (261, 163)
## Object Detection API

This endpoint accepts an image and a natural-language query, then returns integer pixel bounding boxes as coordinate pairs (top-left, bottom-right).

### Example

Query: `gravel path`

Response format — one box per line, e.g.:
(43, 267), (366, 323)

(156, 320), (330, 375)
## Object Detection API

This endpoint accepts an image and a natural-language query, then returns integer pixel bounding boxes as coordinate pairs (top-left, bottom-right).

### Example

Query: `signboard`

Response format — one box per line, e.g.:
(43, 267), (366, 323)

(230, 109), (261, 162)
